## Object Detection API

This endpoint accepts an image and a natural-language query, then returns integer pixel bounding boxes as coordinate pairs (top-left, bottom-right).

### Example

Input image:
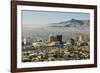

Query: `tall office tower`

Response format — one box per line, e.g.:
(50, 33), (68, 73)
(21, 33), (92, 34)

(78, 35), (82, 42)
(22, 36), (31, 45)
(23, 38), (27, 45)
(56, 35), (62, 44)
(48, 35), (56, 43)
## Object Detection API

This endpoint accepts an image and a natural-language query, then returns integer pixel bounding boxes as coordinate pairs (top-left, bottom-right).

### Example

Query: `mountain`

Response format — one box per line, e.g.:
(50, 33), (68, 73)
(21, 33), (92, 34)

(48, 19), (90, 27)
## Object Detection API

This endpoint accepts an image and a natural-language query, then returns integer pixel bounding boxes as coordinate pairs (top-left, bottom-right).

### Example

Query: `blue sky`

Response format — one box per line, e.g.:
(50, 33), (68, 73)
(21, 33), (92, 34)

(22, 10), (90, 27)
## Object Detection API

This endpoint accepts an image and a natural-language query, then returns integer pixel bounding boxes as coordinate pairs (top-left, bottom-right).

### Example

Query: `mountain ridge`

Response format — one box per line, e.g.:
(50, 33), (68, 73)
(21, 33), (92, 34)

(48, 19), (90, 27)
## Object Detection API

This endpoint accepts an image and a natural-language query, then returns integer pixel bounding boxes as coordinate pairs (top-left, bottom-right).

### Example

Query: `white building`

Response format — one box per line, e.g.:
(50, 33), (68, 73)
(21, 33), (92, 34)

(48, 41), (60, 47)
(32, 41), (47, 47)
(22, 37), (31, 45)
(23, 38), (27, 45)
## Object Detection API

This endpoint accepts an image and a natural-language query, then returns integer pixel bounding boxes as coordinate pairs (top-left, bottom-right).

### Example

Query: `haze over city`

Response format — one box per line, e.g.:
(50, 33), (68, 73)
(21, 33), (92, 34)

(22, 10), (90, 28)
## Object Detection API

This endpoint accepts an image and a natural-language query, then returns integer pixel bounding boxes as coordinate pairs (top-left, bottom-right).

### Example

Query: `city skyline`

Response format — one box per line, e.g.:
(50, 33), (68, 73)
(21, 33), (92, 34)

(22, 10), (90, 62)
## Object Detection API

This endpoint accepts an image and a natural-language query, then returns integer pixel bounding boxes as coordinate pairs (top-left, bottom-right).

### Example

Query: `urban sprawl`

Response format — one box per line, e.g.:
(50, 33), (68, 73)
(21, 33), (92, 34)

(22, 34), (90, 62)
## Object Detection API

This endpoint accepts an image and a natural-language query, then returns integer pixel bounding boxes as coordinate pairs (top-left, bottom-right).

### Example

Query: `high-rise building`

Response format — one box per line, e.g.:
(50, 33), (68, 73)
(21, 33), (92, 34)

(56, 35), (62, 44)
(22, 37), (31, 45)
(48, 35), (56, 43)
(78, 35), (82, 42)
(23, 38), (27, 45)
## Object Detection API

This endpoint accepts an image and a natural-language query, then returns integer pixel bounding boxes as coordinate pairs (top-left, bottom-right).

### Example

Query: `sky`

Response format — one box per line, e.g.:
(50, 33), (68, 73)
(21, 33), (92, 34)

(22, 10), (90, 27)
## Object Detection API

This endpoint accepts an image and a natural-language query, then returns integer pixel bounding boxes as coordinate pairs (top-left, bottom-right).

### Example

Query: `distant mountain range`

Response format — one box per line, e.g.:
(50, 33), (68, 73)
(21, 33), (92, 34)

(48, 19), (90, 27)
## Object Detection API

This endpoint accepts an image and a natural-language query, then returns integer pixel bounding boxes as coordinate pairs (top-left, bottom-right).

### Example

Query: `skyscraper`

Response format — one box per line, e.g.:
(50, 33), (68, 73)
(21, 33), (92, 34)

(48, 35), (56, 43)
(78, 35), (82, 42)
(56, 35), (62, 44)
